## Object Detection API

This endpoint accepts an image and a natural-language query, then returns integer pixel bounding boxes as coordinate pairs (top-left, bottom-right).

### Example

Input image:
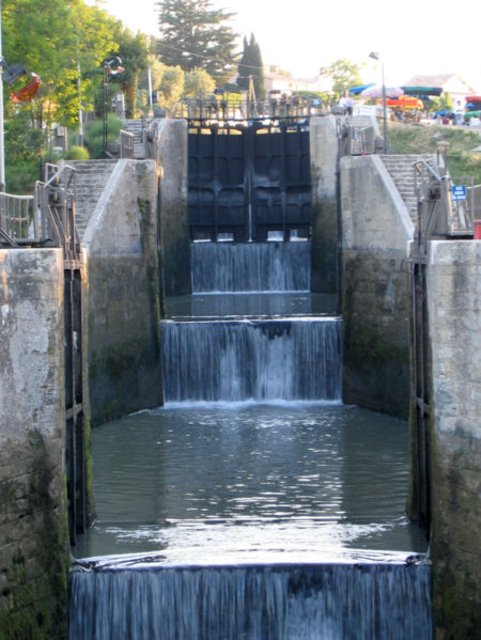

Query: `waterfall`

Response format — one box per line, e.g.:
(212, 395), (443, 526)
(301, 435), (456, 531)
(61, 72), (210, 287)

(191, 242), (311, 293)
(70, 561), (432, 640)
(161, 318), (342, 403)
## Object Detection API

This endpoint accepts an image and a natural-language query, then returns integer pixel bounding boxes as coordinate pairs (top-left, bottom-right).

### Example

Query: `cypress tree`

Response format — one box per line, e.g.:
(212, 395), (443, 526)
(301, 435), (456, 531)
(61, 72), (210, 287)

(237, 33), (264, 99)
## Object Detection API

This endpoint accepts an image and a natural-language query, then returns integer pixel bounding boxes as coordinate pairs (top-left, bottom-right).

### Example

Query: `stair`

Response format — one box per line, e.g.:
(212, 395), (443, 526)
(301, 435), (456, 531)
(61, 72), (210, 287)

(122, 119), (147, 159)
(71, 159), (118, 239)
(381, 154), (435, 221)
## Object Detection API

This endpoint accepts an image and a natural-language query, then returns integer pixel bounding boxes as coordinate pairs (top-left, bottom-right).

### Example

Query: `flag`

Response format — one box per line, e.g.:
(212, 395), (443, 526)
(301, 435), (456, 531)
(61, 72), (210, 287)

(10, 73), (41, 103)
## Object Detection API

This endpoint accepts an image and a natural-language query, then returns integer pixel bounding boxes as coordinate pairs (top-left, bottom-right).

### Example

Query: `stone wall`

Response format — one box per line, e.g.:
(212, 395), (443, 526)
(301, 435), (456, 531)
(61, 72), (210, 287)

(340, 154), (415, 417)
(153, 119), (191, 297)
(82, 160), (163, 425)
(427, 240), (481, 638)
(310, 117), (339, 294)
(0, 249), (70, 639)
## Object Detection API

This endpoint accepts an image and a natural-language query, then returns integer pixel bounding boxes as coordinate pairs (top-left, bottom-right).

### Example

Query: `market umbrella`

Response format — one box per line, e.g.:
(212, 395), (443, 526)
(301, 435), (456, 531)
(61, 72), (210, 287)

(360, 85), (404, 99)
(348, 83), (375, 95)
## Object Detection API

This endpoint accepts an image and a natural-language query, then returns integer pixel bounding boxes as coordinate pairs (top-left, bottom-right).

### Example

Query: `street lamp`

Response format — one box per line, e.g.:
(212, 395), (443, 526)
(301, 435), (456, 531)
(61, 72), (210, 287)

(0, 0), (6, 191)
(369, 51), (387, 154)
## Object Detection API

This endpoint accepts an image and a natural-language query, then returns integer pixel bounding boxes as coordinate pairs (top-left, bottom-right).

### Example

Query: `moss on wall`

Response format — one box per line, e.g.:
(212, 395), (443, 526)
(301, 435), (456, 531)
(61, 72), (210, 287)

(0, 432), (70, 639)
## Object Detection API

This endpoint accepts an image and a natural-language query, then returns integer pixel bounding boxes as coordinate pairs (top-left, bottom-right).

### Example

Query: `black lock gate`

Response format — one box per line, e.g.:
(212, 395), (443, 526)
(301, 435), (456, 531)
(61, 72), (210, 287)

(188, 120), (311, 242)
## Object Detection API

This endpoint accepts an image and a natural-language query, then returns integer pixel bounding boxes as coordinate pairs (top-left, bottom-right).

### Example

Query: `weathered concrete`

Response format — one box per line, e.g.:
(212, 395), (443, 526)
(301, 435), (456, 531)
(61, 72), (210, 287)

(82, 160), (163, 425)
(153, 119), (191, 297)
(310, 116), (340, 294)
(427, 240), (481, 639)
(340, 154), (415, 417)
(0, 249), (69, 639)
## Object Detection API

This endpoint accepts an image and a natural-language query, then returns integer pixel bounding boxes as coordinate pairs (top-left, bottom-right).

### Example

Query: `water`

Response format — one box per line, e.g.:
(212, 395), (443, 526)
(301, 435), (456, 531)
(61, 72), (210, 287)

(161, 319), (342, 402)
(72, 404), (430, 638)
(74, 404), (426, 562)
(70, 562), (431, 640)
(191, 241), (311, 292)
(71, 239), (431, 637)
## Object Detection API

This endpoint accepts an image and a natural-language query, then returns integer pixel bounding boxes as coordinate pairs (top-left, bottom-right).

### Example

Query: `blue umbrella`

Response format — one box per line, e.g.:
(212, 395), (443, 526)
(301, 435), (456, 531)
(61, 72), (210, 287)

(348, 83), (375, 95)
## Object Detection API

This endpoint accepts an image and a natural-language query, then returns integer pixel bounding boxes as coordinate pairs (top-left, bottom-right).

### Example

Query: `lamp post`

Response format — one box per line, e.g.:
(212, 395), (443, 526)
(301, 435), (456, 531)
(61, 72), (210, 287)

(0, 0), (6, 192)
(369, 51), (387, 154)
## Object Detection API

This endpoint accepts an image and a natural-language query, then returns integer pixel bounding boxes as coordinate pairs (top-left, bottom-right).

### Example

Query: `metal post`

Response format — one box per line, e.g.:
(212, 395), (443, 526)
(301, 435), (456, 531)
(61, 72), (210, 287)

(381, 61), (388, 154)
(369, 51), (388, 154)
(103, 64), (108, 157)
(0, 1), (6, 192)
(77, 59), (84, 148)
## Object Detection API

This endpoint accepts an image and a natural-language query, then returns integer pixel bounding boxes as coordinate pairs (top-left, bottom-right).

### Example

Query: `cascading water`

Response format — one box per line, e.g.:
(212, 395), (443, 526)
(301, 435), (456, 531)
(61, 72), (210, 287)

(161, 318), (341, 402)
(191, 241), (311, 293)
(70, 561), (431, 640)
(70, 239), (431, 639)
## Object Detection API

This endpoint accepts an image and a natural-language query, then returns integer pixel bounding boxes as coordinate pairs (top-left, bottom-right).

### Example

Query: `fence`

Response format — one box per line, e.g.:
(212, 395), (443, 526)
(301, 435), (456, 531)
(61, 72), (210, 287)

(0, 193), (35, 246)
(34, 163), (80, 261)
(339, 121), (377, 157)
(119, 129), (135, 158)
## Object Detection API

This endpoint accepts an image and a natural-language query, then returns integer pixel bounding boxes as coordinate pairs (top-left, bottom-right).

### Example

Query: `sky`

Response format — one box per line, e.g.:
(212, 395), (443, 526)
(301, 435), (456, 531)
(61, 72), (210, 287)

(91, 0), (481, 91)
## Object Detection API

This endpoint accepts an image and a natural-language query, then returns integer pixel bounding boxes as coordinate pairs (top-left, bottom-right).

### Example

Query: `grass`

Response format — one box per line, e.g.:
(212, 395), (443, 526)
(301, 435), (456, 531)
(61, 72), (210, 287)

(387, 122), (481, 184)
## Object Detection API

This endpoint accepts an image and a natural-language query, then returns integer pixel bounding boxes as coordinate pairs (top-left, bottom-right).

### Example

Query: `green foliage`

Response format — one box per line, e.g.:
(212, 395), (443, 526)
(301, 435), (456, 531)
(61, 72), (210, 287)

(319, 59), (362, 100)
(109, 28), (149, 118)
(387, 122), (481, 184)
(184, 68), (216, 98)
(2, 0), (119, 127)
(156, 66), (185, 113)
(65, 145), (90, 160)
(157, 0), (239, 85)
(4, 111), (44, 193)
(83, 114), (123, 159)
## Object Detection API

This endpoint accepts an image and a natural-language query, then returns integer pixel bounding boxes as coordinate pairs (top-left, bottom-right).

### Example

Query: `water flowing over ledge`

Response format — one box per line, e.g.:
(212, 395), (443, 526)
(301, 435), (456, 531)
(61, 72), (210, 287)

(70, 558), (432, 640)
(191, 241), (311, 293)
(161, 317), (342, 403)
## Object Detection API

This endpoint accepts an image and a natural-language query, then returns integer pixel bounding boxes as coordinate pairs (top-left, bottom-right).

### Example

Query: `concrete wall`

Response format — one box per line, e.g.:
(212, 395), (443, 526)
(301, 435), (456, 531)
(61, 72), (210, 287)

(427, 240), (481, 638)
(340, 154), (415, 417)
(310, 116), (339, 294)
(83, 159), (163, 425)
(154, 119), (191, 297)
(0, 249), (69, 639)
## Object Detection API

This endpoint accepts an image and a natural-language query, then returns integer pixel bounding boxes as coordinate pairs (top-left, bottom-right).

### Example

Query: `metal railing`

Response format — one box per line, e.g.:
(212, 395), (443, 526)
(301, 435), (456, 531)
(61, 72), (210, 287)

(339, 121), (376, 157)
(412, 159), (475, 257)
(34, 163), (81, 261)
(0, 193), (35, 245)
(119, 129), (135, 158)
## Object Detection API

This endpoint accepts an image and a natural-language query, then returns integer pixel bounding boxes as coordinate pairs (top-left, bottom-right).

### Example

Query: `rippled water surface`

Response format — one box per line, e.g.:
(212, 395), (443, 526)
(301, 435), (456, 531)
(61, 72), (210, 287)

(75, 403), (427, 563)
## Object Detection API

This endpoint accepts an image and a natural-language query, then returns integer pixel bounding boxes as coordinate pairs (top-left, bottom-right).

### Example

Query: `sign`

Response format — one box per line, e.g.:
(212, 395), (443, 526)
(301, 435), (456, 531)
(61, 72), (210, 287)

(451, 185), (467, 201)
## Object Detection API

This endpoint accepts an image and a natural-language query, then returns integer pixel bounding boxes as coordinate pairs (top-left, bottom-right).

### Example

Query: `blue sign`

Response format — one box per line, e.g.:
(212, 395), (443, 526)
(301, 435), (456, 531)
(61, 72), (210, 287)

(451, 185), (467, 201)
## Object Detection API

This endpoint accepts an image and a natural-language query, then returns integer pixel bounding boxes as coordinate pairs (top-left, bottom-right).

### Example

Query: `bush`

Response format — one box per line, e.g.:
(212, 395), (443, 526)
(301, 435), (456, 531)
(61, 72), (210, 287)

(83, 114), (123, 158)
(64, 145), (90, 160)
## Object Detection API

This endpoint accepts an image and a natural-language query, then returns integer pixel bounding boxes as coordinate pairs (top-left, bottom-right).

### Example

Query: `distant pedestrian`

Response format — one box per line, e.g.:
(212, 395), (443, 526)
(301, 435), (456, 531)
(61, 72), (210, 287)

(338, 93), (353, 116)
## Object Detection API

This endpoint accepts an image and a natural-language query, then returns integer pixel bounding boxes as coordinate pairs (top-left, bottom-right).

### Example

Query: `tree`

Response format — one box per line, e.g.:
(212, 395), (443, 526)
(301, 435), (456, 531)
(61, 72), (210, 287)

(109, 27), (149, 118)
(156, 0), (238, 85)
(237, 33), (264, 99)
(156, 66), (185, 114)
(2, 0), (118, 127)
(184, 68), (216, 99)
(319, 59), (362, 101)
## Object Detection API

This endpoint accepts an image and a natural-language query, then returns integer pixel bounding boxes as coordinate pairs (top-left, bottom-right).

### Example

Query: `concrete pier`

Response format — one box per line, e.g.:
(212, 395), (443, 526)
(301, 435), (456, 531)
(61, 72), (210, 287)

(0, 249), (69, 638)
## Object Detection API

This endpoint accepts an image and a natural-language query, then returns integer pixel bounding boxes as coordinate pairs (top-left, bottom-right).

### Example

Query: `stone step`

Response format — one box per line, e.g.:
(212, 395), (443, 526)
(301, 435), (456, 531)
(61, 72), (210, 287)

(70, 159), (118, 238)
(381, 154), (435, 220)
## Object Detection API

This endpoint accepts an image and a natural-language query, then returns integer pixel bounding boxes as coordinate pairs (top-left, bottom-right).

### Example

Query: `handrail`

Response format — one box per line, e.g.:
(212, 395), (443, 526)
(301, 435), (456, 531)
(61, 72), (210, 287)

(119, 129), (135, 158)
(34, 163), (81, 261)
(0, 193), (35, 244)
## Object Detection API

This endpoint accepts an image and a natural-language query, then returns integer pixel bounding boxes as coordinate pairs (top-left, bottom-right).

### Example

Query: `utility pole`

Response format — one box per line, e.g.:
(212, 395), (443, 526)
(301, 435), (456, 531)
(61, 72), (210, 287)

(0, 0), (6, 192)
